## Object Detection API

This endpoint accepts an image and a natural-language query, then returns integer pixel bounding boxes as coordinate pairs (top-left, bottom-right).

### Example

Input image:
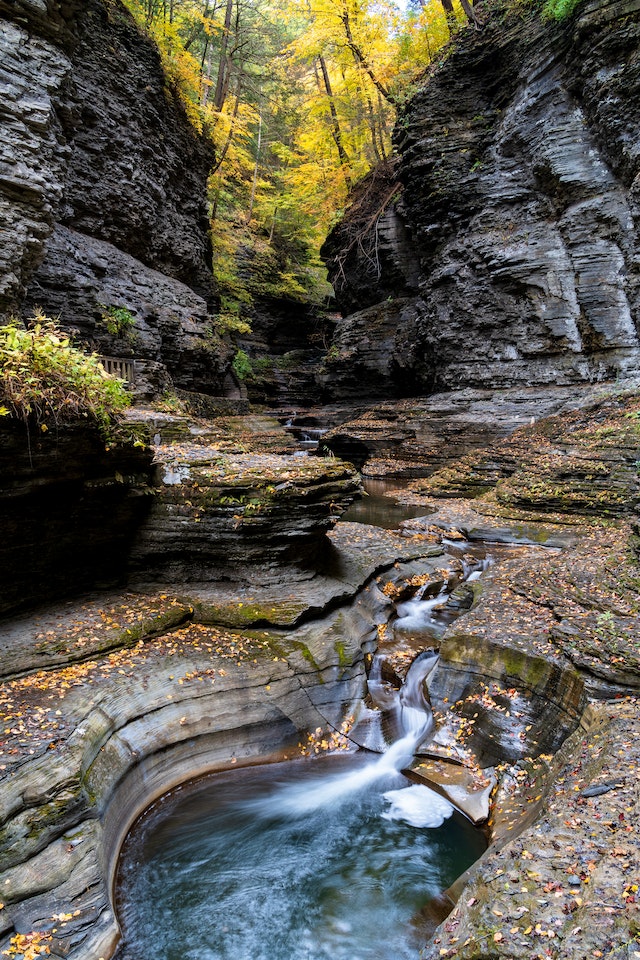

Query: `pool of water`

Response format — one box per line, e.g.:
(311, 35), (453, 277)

(342, 479), (430, 530)
(116, 755), (486, 960)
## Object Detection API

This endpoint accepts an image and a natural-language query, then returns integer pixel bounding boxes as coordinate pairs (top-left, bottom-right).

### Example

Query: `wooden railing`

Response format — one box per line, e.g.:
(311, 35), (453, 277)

(100, 356), (135, 384)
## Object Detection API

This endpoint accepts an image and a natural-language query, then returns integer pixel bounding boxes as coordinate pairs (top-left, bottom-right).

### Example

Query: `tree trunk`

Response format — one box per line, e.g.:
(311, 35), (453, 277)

(246, 100), (263, 225)
(460, 0), (482, 26)
(340, 1), (396, 107)
(439, 0), (458, 36)
(210, 74), (243, 178)
(213, 0), (234, 111)
(316, 56), (352, 187)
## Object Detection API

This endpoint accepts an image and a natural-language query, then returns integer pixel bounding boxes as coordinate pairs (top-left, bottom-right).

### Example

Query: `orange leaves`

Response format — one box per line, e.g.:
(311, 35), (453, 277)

(298, 716), (354, 756)
(2, 930), (52, 959)
(1, 911), (81, 959)
(0, 605), (287, 772)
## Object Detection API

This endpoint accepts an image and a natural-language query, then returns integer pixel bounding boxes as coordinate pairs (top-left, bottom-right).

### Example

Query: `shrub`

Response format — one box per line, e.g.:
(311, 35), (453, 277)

(0, 314), (130, 432)
(232, 349), (253, 381)
(542, 0), (580, 18)
(101, 304), (137, 341)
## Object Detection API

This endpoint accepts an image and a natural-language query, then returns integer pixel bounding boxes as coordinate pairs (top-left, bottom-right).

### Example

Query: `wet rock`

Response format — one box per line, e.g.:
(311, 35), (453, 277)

(423, 699), (640, 960)
(429, 634), (586, 767)
(320, 383), (621, 476)
(410, 760), (496, 825)
(408, 387), (640, 518)
(0, 517), (447, 960)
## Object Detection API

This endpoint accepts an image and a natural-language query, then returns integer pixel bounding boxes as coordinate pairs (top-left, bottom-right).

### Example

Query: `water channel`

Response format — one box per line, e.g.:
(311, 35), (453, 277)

(115, 479), (489, 960)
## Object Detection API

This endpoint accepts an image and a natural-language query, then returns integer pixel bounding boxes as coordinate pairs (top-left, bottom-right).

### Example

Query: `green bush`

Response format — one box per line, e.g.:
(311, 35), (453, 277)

(101, 304), (137, 340)
(232, 349), (253, 381)
(542, 0), (580, 18)
(0, 314), (130, 432)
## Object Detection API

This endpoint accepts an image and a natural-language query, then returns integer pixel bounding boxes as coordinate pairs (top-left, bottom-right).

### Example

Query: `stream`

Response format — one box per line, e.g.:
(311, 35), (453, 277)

(115, 479), (489, 960)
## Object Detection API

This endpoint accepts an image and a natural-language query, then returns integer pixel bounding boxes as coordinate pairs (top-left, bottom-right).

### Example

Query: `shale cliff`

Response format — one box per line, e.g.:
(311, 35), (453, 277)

(0, 0), (234, 398)
(321, 0), (640, 399)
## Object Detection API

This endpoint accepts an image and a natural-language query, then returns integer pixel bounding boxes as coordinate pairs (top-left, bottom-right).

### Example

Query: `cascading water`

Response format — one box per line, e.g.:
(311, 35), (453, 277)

(259, 651), (440, 819)
(115, 484), (493, 960)
(115, 644), (485, 960)
(393, 583), (450, 638)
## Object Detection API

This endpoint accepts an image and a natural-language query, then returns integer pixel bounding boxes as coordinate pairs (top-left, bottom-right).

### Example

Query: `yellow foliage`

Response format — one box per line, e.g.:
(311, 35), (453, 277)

(121, 0), (457, 306)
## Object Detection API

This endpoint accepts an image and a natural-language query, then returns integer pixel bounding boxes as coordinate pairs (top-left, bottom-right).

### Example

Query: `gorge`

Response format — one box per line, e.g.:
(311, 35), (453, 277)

(1, 0), (640, 958)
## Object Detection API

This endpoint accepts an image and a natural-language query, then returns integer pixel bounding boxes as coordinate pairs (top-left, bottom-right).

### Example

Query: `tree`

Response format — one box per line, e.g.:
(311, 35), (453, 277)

(122, 0), (460, 315)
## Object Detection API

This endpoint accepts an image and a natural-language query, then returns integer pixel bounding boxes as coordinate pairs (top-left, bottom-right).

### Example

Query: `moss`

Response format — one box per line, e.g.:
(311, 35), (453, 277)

(444, 633), (558, 692)
(291, 641), (323, 677)
(334, 639), (349, 669)
(25, 788), (85, 842)
(194, 599), (309, 629)
(511, 523), (551, 543)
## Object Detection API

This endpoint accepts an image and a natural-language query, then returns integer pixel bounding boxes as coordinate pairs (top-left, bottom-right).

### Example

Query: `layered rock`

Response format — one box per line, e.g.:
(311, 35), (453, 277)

(0, 407), (362, 617)
(320, 382), (617, 475)
(427, 634), (586, 767)
(0, 0), (231, 397)
(422, 699), (640, 960)
(2, 397), (639, 958)
(321, 0), (640, 399)
(129, 444), (362, 583)
(409, 386), (640, 516)
(235, 297), (334, 407)
(0, 523), (449, 960)
(25, 227), (232, 400)
(320, 160), (420, 316)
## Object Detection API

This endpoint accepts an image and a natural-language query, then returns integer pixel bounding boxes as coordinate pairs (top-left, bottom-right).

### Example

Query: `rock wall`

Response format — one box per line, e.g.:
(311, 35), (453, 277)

(0, 419), (155, 616)
(322, 0), (640, 398)
(0, 0), (233, 398)
(236, 297), (334, 407)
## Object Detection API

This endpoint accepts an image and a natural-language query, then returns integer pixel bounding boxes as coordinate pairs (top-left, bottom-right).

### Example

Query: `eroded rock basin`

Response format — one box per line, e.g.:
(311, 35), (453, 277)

(1, 469), (639, 959)
(115, 755), (487, 960)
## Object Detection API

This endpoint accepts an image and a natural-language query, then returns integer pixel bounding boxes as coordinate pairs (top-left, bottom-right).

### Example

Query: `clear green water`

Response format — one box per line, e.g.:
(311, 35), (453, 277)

(116, 754), (486, 960)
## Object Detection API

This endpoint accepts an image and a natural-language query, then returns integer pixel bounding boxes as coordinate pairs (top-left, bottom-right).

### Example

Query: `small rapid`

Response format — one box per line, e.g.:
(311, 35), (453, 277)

(254, 652), (439, 818)
(394, 586), (448, 634)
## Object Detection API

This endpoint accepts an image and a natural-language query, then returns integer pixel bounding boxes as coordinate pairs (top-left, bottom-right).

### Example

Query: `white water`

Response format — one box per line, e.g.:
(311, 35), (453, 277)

(394, 556), (493, 638)
(253, 651), (440, 820)
(394, 584), (449, 634)
(383, 784), (454, 828)
(117, 754), (487, 960)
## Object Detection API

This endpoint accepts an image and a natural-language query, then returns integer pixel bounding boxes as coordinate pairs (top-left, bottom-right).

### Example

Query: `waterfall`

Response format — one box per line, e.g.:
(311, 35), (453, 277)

(253, 652), (439, 819)
(393, 582), (449, 636)
(251, 554), (494, 823)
